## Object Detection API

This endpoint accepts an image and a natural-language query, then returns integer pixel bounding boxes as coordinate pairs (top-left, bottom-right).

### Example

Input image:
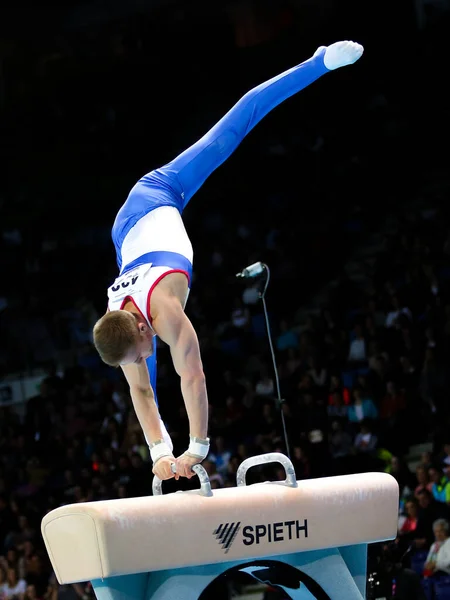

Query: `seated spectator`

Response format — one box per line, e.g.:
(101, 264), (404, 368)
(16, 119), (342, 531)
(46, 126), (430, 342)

(121, 432), (148, 462)
(23, 555), (47, 599)
(291, 446), (310, 480)
(202, 460), (224, 488)
(423, 518), (450, 578)
(412, 489), (449, 551)
(297, 373), (316, 395)
(376, 542), (427, 600)
(0, 563), (7, 595)
(438, 441), (450, 466)
(365, 297), (386, 328)
(275, 319), (299, 352)
(415, 465), (434, 498)
(255, 369), (275, 398)
(328, 374), (350, 405)
(390, 456), (417, 497)
(385, 295), (412, 328)
(230, 298), (251, 331)
(353, 419), (378, 454)
(328, 420), (352, 459)
(1, 567), (26, 600)
(208, 436), (232, 476)
(23, 584), (37, 600)
(327, 391), (349, 422)
(379, 381), (406, 422)
(284, 348), (302, 378)
(398, 498), (419, 539)
(347, 324), (367, 365)
(347, 387), (378, 424)
(421, 451), (433, 470)
(307, 357), (328, 388)
(429, 464), (450, 507)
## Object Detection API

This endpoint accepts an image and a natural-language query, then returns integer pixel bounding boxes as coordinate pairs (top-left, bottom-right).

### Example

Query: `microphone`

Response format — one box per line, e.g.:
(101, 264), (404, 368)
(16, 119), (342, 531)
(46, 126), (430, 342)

(236, 261), (266, 278)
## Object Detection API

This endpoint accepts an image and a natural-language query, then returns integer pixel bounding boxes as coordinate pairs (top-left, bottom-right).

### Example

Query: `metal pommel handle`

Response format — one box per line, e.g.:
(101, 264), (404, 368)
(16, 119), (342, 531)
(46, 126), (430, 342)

(236, 452), (298, 488)
(152, 463), (212, 497)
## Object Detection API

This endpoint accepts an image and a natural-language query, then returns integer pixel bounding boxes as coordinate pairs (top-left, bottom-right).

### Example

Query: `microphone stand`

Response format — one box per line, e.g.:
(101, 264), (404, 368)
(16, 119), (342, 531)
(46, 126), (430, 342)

(239, 263), (291, 460)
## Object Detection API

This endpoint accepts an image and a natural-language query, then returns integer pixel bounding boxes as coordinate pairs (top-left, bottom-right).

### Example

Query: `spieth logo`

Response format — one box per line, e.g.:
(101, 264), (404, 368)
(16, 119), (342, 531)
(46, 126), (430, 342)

(214, 519), (309, 554)
(213, 522), (241, 554)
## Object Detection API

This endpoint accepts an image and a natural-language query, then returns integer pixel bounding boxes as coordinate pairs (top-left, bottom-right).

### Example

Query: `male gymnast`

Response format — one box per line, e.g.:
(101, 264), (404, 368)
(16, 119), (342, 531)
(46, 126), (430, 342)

(93, 41), (364, 481)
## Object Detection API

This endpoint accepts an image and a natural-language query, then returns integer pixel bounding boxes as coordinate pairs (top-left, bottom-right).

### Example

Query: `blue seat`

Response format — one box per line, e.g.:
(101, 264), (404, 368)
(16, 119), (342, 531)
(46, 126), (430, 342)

(434, 577), (450, 599)
(421, 577), (433, 600)
(410, 550), (428, 576)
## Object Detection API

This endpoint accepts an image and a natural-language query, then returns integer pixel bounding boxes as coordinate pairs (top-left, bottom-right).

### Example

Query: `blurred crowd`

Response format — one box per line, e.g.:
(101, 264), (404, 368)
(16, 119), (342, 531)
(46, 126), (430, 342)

(1, 0), (450, 599)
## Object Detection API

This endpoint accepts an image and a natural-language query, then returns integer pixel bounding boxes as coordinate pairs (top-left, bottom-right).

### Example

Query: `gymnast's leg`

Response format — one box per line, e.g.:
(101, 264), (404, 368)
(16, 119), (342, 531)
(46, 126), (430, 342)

(152, 40), (363, 208)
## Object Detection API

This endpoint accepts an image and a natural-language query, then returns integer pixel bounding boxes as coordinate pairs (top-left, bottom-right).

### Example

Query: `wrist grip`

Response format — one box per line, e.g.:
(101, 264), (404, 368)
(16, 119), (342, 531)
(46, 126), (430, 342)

(149, 440), (173, 463)
(186, 435), (210, 459)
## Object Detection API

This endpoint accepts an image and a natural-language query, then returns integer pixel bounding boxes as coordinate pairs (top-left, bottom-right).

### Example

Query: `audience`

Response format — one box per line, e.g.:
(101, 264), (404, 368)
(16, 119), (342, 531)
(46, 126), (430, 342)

(1, 1), (450, 599)
(423, 518), (450, 578)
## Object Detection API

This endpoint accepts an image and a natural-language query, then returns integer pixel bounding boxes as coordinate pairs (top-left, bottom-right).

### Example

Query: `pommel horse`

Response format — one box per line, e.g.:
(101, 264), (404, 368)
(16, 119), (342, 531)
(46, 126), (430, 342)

(41, 453), (399, 599)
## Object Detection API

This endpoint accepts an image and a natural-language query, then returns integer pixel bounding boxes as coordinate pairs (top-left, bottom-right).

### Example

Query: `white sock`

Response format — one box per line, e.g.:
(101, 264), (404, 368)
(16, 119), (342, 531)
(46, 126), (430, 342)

(313, 45), (327, 58)
(318, 40), (364, 71)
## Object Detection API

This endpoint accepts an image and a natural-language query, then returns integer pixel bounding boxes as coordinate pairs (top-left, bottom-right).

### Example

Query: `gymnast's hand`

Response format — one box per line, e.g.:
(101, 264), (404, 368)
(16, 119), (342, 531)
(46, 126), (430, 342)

(175, 453), (202, 479)
(152, 456), (177, 481)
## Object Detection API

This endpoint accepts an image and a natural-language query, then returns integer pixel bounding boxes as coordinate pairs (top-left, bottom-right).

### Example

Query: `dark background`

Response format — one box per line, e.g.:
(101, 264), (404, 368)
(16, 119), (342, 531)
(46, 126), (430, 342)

(1, 0), (450, 599)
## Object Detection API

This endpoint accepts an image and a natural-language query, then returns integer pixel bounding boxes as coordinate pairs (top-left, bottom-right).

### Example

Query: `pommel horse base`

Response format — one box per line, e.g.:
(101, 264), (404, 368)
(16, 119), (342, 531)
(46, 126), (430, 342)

(41, 453), (399, 599)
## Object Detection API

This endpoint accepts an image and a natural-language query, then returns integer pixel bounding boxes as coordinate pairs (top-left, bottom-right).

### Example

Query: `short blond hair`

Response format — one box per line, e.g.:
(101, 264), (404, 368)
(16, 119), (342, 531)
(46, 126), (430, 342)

(93, 311), (139, 367)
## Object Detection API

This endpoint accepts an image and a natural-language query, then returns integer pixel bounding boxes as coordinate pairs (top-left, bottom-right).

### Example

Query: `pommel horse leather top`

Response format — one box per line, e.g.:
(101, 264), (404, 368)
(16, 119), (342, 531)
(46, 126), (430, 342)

(41, 453), (399, 585)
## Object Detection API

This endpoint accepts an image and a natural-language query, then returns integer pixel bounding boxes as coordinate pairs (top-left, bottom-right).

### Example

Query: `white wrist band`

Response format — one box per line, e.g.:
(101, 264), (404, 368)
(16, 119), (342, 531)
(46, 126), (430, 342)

(186, 435), (210, 459)
(149, 440), (172, 464)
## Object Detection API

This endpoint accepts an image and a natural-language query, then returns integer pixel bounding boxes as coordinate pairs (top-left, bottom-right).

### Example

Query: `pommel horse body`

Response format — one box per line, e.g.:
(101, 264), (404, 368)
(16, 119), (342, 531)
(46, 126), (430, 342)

(41, 453), (399, 599)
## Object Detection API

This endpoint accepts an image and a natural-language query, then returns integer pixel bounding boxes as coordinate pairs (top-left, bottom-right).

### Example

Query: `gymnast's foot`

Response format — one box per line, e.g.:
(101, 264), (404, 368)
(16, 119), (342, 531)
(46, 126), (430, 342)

(314, 40), (364, 70)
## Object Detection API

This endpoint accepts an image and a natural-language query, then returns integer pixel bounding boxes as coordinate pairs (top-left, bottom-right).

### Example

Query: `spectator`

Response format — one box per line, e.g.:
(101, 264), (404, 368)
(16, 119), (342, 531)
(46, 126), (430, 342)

(255, 370), (275, 398)
(1, 567), (26, 600)
(290, 446), (310, 480)
(307, 357), (328, 388)
(202, 460), (224, 488)
(347, 387), (378, 425)
(328, 420), (352, 462)
(413, 489), (449, 551)
(389, 456), (417, 505)
(0, 563), (7, 596)
(398, 498), (419, 539)
(208, 436), (232, 477)
(23, 585), (38, 600)
(375, 543), (427, 600)
(326, 391), (349, 423)
(438, 442), (450, 466)
(275, 319), (298, 352)
(230, 298), (251, 331)
(353, 419), (378, 454)
(415, 465), (434, 498)
(385, 295), (412, 328)
(429, 464), (450, 507)
(347, 324), (367, 365)
(423, 518), (450, 578)
(327, 375), (350, 405)
(379, 381), (406, 422)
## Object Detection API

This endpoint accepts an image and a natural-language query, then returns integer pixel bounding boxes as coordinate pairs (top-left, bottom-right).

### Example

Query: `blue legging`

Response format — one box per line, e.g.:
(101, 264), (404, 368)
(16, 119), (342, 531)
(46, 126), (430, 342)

(112, 48), (330, 405)
(152, 49), (329, 208)
(112, 49), (329, 265)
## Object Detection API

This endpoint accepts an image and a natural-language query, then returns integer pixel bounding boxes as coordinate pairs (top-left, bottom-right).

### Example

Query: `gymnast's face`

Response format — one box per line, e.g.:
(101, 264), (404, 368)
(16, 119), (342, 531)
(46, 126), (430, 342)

(120, 317), (155, 366)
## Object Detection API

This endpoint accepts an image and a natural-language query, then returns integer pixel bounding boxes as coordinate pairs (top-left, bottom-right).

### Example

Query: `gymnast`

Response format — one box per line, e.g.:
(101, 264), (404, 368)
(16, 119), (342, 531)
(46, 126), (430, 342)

(93, 41), (364, 482)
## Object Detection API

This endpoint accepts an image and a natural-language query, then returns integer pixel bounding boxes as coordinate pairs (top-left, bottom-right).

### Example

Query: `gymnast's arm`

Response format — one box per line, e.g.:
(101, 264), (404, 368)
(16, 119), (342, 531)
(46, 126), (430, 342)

(152, 298), (209, 442)
(121, 362), (164, 443)
(121, 362), (176, 480)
